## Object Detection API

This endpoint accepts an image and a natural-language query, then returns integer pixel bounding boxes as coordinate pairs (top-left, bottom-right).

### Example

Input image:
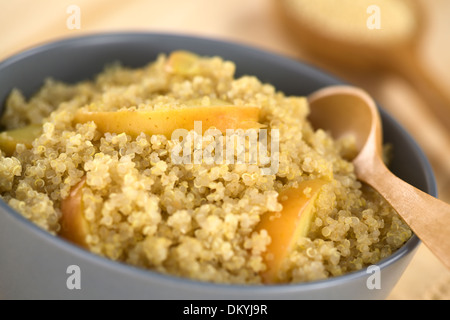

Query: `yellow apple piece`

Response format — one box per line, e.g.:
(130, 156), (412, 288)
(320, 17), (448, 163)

(165, 50), (203, 76)
(59, 177), (89, 248)
(0, 124), (42, 156)
(256, 179), (327, 284)
(73, 105), (261, 138)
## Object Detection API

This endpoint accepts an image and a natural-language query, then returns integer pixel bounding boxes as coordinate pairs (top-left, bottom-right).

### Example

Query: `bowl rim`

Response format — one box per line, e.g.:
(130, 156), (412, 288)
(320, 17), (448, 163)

(0, 31), (436, 292)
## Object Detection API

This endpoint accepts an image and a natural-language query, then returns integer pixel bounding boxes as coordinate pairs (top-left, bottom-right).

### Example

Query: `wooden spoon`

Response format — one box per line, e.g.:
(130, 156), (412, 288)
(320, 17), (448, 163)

(277, 0), (450, 129)
(308, 85), (450, 269)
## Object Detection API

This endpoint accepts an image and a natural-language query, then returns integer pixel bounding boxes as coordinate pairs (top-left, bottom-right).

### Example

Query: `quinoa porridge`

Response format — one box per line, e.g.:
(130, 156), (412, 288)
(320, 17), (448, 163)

(0, 51), (411, 284)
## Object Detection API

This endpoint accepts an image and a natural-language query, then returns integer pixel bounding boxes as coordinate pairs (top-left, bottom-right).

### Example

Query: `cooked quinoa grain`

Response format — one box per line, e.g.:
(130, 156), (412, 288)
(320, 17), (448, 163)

(0, 52), (411, 284)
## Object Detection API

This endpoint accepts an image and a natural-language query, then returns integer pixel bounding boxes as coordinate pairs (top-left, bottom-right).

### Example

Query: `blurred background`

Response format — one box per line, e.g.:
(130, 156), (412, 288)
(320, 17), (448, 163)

(1, 0), (449, 299)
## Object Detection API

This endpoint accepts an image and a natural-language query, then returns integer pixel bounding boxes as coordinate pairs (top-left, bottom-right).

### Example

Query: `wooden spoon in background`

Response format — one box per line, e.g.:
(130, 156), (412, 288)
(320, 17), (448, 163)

(276, 0), (450, 179)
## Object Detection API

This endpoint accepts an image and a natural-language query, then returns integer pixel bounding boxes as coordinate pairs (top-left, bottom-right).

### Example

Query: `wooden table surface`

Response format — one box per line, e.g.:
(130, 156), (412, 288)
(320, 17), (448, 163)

(1, 0), (449, 300)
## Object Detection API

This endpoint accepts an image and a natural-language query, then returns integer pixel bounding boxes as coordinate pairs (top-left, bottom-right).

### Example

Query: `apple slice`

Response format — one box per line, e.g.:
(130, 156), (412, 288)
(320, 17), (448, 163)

(256, 179), (327, 284)
(59, 177), (89, 248)
(0, 124), (42, 156)
(73, 105), (261, 138)
(165, 50), (203, 76)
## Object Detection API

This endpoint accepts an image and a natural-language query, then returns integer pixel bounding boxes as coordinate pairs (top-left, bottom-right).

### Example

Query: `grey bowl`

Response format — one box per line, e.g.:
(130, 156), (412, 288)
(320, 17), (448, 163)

(0, 33), (436, 300)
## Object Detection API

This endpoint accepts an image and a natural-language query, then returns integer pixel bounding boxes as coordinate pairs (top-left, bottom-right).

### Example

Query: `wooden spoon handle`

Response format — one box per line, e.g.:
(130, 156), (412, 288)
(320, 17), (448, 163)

(364, 159), (450, 270)
(391, 49), (450, 130)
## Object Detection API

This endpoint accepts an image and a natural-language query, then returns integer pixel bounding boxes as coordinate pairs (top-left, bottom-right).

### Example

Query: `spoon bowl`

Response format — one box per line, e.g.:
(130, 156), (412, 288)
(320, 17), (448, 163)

(308, 85), (450, 270)
(308, 86), (381, 157)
